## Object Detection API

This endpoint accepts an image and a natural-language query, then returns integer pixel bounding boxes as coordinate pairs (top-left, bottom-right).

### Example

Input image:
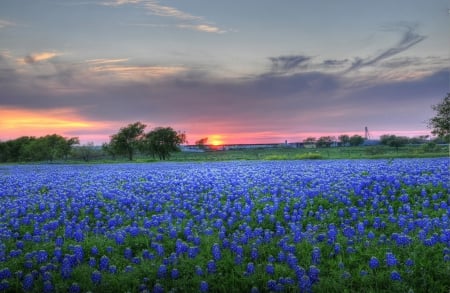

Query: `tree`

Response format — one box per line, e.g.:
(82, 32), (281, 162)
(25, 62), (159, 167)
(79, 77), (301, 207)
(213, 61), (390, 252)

(316, 136), (335, 148)
(195, 137), (209, 150)
(380, 134), (409, 151)
(428, 93), (450, 142)
(338, 135), (350, 146)
(349, 135), (364, 146)
(142, 127), (186, 160)
(109, 122), (146, 160)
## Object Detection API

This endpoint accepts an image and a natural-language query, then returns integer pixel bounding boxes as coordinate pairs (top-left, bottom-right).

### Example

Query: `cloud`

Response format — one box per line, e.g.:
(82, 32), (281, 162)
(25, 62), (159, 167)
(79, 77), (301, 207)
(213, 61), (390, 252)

(347, 23), (426, 72)
(0, 19), (14, 29)
(102, 0), (226, 33)
(144, 1), (201, 21)
(177, 24), (224, 33)
(269, 55), (312, 73)
(19, 52), (59, 65)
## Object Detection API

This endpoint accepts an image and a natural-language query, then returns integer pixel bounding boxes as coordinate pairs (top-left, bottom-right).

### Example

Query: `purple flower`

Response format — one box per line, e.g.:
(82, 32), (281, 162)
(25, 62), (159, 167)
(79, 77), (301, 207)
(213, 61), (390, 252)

(390, 270), (401, 281)
(69, 283), (81, 293)
(369, 256), (379, 269)
(157, 264), (167, 278)
(211, 243), (221, 260)
(22, 273), (33, 291)
(311, 247), (320, 265)
(200, 281), (208, 293)
(124, 247), (133, 259)
(246, 262), (255, 275)
(171, 268), (179, 279)
(99, 255), (109, 271)
(266, 263), (275, 275)
(207, 260), (216, 274)
(309, 265), (320, 284)
(195, 265), (203, 276)
(88, 257), (96, 268)
(91, 246), (98, 256)
(43, 280), (54, 293)
(385, 252), (397, 267)
(91, 270), (102, 285)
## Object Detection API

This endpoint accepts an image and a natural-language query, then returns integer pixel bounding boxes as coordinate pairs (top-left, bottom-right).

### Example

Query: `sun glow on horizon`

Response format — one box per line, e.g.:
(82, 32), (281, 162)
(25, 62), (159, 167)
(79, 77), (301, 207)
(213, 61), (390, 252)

(209, 134), (224, 146)
(0, 107), (109, 142)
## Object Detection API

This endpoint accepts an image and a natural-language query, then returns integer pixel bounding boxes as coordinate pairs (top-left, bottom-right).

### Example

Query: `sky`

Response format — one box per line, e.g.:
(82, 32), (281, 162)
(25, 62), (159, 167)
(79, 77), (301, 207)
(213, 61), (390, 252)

(0, 0), (449, 145)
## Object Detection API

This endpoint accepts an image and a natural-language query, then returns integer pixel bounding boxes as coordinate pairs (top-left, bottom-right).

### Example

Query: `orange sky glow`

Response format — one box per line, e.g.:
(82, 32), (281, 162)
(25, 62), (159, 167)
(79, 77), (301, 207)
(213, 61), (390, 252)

(0, 107), (433, 146)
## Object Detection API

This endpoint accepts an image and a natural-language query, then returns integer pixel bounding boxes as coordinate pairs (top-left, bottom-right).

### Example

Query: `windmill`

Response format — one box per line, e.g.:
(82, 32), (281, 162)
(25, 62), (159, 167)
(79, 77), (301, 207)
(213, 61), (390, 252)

(364, 126), (371, 140)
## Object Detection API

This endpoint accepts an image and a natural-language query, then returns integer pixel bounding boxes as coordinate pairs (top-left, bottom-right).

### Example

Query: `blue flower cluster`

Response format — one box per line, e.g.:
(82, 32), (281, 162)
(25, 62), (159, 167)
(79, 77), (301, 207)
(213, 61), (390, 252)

(0, 158), (448, 291)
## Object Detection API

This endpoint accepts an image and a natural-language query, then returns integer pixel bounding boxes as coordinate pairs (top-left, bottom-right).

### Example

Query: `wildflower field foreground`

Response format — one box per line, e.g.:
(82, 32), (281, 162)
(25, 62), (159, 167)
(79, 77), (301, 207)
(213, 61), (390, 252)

(0, 159), (449, 292)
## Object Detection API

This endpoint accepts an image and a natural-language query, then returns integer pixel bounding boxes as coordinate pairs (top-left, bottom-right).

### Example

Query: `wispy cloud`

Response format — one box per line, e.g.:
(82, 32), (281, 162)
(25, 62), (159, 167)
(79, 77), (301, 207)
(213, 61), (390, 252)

(347, 23), (426, 72)
(144, 1), (201, 21)
(18, 52), (59, 65)
(0, 19), (14, 29)
(85, 58), (186, 81)
(102, 0), (226, 33)
(269, 55), (312, 74)
(177, 24), (224, 34)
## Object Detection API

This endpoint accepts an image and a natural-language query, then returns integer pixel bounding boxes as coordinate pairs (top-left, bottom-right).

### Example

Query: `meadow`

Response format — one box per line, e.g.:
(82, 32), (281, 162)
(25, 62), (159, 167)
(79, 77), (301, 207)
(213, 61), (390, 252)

(0, 158), (449, 292)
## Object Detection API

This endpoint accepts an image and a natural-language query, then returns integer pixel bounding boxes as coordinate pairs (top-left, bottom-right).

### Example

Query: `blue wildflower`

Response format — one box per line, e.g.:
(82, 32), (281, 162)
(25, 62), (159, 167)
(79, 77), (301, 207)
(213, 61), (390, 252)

(369, 256), (379, 269)
(91, 270), (102, 285)
(390, 270), (401, 281)
(385, 252), (397, 267)
(22, 273), (33, 291)
(200, 281), (208, 293)
(69, 283), (81, 293)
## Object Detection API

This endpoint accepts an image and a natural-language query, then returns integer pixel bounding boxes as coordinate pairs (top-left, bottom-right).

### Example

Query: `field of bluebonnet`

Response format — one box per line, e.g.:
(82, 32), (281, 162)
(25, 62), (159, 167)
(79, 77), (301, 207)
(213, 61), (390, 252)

(0, 158), (449, 292)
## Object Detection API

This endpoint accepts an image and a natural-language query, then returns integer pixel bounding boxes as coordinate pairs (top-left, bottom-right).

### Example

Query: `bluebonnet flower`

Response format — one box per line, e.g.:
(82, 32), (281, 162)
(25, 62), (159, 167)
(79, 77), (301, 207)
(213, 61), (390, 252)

(22, 273), (33, 291)
(195, 265), (203, 276)
(266, 263), (275, 275)
(207, 260), (216, 274)
(299, 275), (312, 292)
(311, 247), (320, 265)
(91, 270), (102, 285)
(42, 271), (52, 282)
(246, 262), (255, 275)
(108, 265), (117, 274)
(157, 264), (167, 278)
(74, 229), (84, 242)
(0, 280), (10, 291)
(200, 281), (208, 293)
(90, 246), (98, 256)
(153, 283), (164, 293)
(37, 250), (48, 263)
(0, 268), (11, 280)
(69, 283), (81, 293)
(73, 245), (83, 264)
(369, 256), (379, 269)
(99, 255), (109, 271)
(390, 270), (401, 281)
(405, 258), (414, 267)
(61, 258), (72, 279)
(211, 243), (221, 260)
(360, 270), (368, 277)
(88, 257), (96, 267)
(124, 247), (133, 259)
(171, 268), (179, 279)
(125, 265), (133, 273)
(267, 279), (277, 291)
(43, 280), (54, 293)
(188, 246), (199, 258)
(251, 247), (259, 261)
(385, 252), (397, 267)
(309, 265), (320, 284)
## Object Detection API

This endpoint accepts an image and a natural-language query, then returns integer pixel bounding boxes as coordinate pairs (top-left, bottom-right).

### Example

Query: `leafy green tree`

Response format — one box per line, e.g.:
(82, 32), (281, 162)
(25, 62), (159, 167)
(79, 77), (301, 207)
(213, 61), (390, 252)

(109, 122), (146, 160)
(428, 93), (450, 142)
(143, 127), (186, 160)
(380, 134), (409, 151)
(316, 136), (335, 148)
(349, 135), (364, 146)
(338, 135), (350, 146)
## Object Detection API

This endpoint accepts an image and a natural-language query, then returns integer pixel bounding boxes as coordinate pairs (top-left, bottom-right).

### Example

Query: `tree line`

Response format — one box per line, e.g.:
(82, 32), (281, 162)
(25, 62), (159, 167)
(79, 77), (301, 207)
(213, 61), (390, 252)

(0, 122), (186, 162)
(0, 93), (448, 162)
